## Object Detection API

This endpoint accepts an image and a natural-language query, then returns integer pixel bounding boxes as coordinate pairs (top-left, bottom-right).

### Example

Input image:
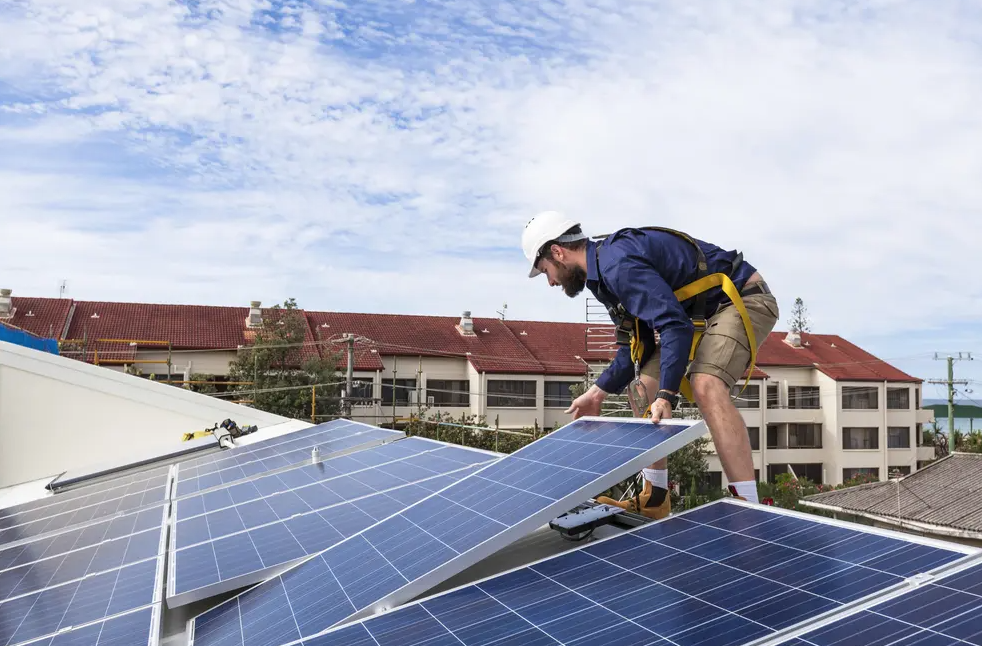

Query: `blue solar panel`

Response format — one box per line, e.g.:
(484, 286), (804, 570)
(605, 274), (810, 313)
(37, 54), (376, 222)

(0, 549), (161, 646)
(0, 525), (162, 602)
(0, 506), (165, 573)
(791, 560), (982, 646)
(187, 417), (709, 646)
(6, 606), (159, 646)
(168, 439), (496, 606)
(174, 421), (402, 498)
(0, 468), (170, 524)
(301, 500), (973, 646)
(0, 488), (168, 550)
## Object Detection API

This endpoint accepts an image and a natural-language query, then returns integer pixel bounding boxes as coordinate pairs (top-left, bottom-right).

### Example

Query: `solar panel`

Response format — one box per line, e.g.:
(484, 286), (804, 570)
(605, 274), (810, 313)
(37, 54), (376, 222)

(0, 503), (167, 646)
(780, 558), (982, 646)
(174, 420), (402, 498)
(307, 499), (975, 646)
(187, 416), (710, 646)
(0, 472), (171, 549)
(0, 466), (170, 525)
(0, 506), (165, 571)
(9, 605), (161, 646)
(168, 438), (497, 606)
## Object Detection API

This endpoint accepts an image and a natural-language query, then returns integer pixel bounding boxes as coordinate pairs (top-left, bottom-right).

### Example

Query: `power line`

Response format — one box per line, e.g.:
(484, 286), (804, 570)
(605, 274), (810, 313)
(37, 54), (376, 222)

(926, 352), (974, 452)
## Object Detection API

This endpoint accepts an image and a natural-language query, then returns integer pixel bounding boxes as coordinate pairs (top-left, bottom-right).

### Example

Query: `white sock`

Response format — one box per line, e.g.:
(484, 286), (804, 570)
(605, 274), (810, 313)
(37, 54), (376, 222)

(642, 468), (668, 489)
(730, 480), (759, 504)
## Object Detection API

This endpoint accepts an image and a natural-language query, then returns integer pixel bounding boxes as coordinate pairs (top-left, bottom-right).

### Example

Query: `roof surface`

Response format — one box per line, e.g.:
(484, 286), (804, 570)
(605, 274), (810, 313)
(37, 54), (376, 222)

(7, 294), (917, 380)
(803, 453), (982, 533)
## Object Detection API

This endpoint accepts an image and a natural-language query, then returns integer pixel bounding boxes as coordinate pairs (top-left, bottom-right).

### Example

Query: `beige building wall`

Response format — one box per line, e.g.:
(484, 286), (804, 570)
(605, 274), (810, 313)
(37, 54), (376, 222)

(0, 341), (287, 488)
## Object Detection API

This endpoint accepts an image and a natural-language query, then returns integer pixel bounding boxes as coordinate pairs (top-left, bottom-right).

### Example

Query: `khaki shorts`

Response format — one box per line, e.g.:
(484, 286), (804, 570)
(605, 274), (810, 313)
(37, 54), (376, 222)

(641, 290), (779, 389)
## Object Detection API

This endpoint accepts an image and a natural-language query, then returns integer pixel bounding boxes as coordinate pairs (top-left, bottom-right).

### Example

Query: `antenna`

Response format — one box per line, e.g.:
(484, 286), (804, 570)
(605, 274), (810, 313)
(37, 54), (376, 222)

(497, 303), (508, 320)
(58, 280), (67, 298)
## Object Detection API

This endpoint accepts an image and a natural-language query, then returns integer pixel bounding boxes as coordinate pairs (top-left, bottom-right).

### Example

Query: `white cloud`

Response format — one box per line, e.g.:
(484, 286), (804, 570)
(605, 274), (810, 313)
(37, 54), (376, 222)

(0, 0), (981, 359)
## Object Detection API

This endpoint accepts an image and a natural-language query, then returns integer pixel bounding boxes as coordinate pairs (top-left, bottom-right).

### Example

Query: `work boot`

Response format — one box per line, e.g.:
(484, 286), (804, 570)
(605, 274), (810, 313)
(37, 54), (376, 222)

(596, 478), (671, 520)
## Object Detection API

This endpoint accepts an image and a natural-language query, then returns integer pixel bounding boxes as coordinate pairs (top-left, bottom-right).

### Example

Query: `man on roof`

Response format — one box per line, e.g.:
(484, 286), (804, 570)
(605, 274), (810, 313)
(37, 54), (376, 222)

(522, 211), (779, 518)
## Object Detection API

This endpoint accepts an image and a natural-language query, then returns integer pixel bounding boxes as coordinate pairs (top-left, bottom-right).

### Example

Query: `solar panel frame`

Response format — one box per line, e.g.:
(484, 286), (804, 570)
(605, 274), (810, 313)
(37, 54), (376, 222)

(167, 439), (500, 608)
(298, 498), (978, 646)
(11, 605), (162, 646)
(172, 422), (403, 499)
(186, 416), (711, 646)
(0, 500), (169, 646)
(47, 434), (220, 493)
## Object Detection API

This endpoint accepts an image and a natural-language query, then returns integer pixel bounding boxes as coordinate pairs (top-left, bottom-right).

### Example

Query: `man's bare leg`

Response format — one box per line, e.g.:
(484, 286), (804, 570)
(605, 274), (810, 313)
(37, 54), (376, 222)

(632, 371), (668, 472)
(691, 372), (757, 500)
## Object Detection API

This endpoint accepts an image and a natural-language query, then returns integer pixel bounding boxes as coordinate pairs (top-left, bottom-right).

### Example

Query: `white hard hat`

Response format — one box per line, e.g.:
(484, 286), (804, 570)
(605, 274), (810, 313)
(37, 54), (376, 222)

(522, 211), (585, 277)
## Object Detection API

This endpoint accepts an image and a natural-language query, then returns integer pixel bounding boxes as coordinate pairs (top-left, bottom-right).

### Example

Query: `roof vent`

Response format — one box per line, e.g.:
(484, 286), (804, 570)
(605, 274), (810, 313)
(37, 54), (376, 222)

(246, 300), (263, 328)
(26, 310), (34, 317)
(90, 312), (99, 319)
(784, 331), (802, 348)
(0, 289), (13, 320)
(481, 328), (489, 333)
(457, 311), (476, 337)
(520, 330), (528, 336)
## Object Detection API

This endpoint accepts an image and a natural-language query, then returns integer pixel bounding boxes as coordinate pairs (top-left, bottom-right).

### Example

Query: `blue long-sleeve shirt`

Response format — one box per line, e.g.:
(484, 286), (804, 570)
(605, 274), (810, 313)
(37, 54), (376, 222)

(586, 228), (758, 395)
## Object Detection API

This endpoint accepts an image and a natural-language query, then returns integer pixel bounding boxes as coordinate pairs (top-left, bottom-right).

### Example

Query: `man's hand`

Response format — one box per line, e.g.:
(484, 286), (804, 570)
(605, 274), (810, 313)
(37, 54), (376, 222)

(649, 397), (673, 423)
(566, 384), (607, 419)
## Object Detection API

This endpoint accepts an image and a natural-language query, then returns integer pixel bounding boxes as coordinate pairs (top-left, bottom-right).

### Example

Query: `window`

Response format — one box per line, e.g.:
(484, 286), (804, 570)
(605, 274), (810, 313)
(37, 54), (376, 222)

(766, 424), (780, 449)
(916, 423), (924, 447)
(747, 427), (760, 451)
(731, 384), (760, 408)
(348, 379), (374, 406)
(767, 384), (780, 409)
(842, 386), (879, 410)
(767, 463), (822, 483)
(428, 380), (470, 407)
(381, 378), (416, 406)
(916, 387), (921, 409)
(887, 388), (910, 410)
(788, 424), (822, 448)
(788, 386), (820, 409)
(487, 380), (536, 407)
(843, 427), (879, 450)
(544, 381), (578, 408)
(843, 467), (879, 481)
(888, 426), (910, 449)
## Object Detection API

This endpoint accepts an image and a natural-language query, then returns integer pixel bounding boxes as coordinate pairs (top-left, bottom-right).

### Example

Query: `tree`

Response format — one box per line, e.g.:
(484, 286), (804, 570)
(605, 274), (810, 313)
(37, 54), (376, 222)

(226, 298), (342, 420)
(789, 297), (811, 333)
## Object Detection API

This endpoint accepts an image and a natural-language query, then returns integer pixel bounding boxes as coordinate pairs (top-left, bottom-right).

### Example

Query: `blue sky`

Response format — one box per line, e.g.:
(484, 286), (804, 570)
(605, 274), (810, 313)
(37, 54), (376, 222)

(1, 0), (980, 387)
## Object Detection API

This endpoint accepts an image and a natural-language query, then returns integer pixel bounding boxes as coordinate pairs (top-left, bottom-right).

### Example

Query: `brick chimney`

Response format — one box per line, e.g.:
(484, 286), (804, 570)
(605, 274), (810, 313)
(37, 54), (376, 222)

(246, 300), (263, 328)
(456, 310), (476, 337)
(0, 289), (14, 319)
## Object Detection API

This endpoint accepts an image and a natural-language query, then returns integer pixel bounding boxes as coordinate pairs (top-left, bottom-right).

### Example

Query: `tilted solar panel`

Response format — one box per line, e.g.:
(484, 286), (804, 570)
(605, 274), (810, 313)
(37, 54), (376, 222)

(174, 421), (402, 498)
(0, 503), (168, 646)
(306, 499), (975, 646)
(779, 558), (982, 646)
(0, 474), (170, 550)
(187, 417), (710, 646)
(168, 438), (497, 606)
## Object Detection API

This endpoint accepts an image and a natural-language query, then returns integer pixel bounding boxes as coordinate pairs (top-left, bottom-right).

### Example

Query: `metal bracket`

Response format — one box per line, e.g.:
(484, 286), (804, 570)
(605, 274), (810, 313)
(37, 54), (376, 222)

(550, 504), (625, 541)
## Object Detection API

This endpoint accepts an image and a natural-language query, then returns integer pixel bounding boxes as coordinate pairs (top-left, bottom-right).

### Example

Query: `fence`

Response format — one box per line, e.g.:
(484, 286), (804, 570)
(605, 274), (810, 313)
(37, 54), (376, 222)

(0, 323), (59, 355)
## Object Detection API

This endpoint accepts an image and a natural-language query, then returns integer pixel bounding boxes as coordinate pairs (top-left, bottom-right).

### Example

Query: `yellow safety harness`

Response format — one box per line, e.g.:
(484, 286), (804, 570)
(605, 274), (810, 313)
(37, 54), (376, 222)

(595, 227), (758, 415)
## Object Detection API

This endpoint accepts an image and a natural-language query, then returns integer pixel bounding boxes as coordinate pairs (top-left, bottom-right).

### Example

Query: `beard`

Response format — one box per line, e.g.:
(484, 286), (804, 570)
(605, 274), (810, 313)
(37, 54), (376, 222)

(558, 263), (587, 298)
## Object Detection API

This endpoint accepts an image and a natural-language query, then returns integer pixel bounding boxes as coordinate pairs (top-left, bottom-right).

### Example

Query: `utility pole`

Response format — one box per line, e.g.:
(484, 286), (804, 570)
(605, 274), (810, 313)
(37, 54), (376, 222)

(344, 334), (355, 419)
(928, 352), (973, 453)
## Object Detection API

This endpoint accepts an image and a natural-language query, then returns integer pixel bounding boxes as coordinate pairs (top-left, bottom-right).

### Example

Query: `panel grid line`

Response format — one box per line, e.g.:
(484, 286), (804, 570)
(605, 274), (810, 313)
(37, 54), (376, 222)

(419, 605), (468, 646)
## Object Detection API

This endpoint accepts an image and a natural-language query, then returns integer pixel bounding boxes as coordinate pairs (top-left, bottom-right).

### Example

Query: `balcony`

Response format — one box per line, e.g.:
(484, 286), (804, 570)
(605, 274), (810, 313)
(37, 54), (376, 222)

(765, 405), (823, 424)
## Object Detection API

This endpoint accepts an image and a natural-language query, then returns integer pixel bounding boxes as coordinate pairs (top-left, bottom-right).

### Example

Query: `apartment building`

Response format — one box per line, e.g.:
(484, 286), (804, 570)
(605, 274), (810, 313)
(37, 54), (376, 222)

(0, 288), (935, 485)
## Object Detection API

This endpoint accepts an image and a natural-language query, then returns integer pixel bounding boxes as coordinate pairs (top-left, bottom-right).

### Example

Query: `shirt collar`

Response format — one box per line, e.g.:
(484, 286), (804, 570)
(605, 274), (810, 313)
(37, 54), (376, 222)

(586, 239), (600, 285)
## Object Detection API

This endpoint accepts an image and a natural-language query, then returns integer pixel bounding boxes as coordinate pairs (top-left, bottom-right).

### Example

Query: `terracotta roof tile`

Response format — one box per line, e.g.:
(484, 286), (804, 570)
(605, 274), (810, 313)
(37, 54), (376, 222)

(6, 297), (73, 340)
(758, 332), (919, 383)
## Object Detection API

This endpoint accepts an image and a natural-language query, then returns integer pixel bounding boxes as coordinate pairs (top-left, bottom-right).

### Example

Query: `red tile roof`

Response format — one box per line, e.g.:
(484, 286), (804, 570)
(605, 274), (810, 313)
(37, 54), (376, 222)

(757, 332), (920, 383)
(5, 294), (920, 382)
(5, 297), (73, 340)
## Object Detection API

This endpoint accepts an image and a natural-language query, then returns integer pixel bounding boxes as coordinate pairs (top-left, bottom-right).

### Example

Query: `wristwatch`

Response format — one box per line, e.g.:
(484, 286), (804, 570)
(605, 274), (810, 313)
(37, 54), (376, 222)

(656, 390), (680, 410)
